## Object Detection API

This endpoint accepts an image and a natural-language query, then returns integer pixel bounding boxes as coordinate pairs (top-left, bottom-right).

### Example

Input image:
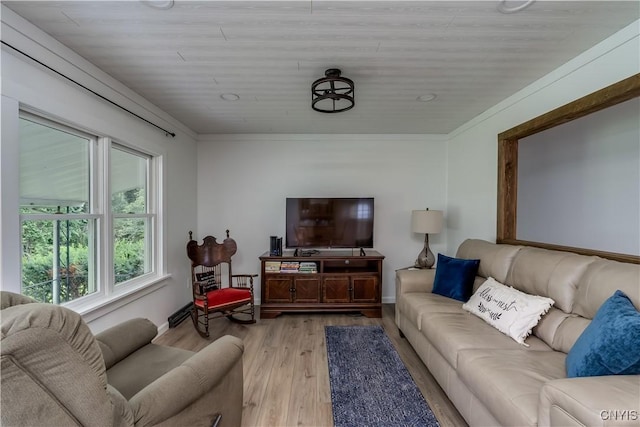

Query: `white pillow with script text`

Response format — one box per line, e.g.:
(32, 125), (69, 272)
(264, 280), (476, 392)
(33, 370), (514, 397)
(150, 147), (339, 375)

(462, 277), (554, 345)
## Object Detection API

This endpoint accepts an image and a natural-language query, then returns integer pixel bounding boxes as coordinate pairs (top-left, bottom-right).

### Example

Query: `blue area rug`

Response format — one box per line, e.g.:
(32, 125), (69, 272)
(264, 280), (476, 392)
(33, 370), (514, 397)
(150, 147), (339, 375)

(325, 325), (440, 427)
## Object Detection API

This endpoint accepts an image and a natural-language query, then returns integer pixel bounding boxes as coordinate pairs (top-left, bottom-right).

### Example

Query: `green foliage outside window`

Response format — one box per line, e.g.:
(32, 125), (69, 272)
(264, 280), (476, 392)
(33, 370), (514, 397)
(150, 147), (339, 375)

(21, 245), (89, 304)
(21, 188), (147, 303)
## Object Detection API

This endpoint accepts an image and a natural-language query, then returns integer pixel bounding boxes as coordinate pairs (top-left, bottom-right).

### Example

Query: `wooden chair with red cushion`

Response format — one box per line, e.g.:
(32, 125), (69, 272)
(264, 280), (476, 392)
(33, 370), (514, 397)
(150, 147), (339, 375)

(186, 230), (256, 337)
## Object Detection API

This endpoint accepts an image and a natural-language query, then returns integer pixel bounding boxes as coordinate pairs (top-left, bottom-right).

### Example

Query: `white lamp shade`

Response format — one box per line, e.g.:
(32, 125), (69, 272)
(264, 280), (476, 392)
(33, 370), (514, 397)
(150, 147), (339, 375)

(411, 210), (444, 234)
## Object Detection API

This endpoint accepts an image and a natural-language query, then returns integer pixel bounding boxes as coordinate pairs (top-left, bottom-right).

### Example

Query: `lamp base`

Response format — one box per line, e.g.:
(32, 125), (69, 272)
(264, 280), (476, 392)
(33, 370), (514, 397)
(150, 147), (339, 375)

(414, 234), (435, 269)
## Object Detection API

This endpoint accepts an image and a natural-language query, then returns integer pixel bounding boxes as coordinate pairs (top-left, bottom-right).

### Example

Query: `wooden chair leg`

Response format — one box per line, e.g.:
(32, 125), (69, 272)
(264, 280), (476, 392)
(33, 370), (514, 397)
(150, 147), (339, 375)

(203, 307), (210, 336)
(191, 306), (210, 338)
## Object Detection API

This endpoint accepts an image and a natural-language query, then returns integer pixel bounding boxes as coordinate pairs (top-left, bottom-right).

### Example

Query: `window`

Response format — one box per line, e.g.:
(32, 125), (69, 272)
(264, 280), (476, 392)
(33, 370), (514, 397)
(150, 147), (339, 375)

(19, 116), (98, 304)
(111, 146), (153, 285)
(19, 113), (162, 307)
(353, 202), (372, 219)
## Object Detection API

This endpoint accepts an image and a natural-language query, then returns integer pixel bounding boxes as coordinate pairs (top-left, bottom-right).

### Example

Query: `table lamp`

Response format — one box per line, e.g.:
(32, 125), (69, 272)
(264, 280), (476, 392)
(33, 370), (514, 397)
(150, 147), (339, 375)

(411, 209), (444, 269)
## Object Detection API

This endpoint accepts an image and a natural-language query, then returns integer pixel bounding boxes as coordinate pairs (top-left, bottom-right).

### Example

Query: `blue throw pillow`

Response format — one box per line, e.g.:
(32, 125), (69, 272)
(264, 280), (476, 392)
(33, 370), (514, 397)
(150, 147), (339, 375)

(566, 290), (640, 378)
(432, 254), (480, 302)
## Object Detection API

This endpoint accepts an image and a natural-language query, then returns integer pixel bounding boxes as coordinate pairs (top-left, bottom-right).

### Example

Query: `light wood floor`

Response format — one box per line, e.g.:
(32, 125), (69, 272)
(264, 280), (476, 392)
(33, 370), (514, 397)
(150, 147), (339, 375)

(154, 304), (467, 427)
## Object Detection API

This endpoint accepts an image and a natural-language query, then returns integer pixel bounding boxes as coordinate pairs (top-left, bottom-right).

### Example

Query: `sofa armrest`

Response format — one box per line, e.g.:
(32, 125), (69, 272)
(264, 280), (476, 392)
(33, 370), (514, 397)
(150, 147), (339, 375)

(538, 376), (640, 427)
(130, 335), (244, 427)
(95, 318), (158, 370)
(396, 269), (436, 296)
(395, 269), (437, 328)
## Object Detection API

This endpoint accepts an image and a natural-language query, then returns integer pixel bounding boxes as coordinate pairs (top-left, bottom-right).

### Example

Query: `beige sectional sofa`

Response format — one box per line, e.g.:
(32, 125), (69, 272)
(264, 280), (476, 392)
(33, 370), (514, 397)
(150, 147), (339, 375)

(395, 239), (640, 427)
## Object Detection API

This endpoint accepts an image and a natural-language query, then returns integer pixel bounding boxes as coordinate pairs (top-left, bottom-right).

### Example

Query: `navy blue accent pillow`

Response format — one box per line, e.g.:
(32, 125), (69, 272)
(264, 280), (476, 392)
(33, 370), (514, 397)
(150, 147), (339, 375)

(566, 290), (640, 378)
(432, 254), (480, 302)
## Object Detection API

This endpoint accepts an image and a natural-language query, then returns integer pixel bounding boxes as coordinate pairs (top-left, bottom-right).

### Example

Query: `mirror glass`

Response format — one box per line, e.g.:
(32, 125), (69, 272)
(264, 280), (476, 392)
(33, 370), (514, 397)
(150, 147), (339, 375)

(516, 97), (640, 256)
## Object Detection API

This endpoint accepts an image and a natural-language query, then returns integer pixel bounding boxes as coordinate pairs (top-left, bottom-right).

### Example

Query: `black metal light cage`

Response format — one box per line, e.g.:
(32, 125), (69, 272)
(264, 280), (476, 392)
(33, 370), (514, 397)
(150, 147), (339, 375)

(311, 69), (355, 113)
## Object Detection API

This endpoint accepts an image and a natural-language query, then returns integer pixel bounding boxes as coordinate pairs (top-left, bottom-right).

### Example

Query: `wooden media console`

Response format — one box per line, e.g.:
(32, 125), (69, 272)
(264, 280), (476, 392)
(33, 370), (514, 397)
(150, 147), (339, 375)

(259, 250), (385, 319)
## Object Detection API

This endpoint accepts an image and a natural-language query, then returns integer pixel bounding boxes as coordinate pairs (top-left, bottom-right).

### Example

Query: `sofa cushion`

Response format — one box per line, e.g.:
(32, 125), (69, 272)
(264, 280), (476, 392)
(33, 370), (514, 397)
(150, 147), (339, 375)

(106, 343), (194, 399)
(455, 239), (522, 283)
(107, 384), (135, 426)
(432, 254), (480, 302)
(533, 308), (593, 354)
(531, 307), (570, 350)
(470, 275), (488, 293)
(397, 292), (465, 331)
(96, 318), (158, 370)
(566, 290), (640, 377)
(463, 277), (554, 345)
(457, 348), (566, 427)
(419, 308), (552, 369)
(505, 247), (595, 313)
(573, 260), (640, 319)
(550, 315), (590, 355)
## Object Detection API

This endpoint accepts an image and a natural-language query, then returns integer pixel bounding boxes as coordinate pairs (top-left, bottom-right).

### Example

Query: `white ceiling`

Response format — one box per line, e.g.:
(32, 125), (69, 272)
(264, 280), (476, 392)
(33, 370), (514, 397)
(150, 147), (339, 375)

(5, 1), (640, 134)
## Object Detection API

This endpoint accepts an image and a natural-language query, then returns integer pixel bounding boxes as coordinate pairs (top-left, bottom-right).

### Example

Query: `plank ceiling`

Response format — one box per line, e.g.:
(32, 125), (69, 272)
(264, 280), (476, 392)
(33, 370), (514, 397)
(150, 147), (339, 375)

(4, 1), (640, 134)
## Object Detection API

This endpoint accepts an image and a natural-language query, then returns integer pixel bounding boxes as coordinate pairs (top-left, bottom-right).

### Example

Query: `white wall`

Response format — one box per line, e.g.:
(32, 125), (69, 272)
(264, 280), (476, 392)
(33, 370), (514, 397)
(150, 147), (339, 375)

(196, 134), (448, 303)
(3, 6), (638, 318)
(517, 98), (639, 255)
(1, 7), (198, 333)
(446, 21), (640, 254)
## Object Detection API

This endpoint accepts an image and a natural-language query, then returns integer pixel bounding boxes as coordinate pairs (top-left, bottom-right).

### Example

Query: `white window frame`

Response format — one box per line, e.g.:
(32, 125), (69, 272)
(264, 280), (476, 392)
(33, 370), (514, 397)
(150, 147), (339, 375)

(109, 143), (157, 288)
(18, 111), (167, 316)
(19, 113), (101, 306)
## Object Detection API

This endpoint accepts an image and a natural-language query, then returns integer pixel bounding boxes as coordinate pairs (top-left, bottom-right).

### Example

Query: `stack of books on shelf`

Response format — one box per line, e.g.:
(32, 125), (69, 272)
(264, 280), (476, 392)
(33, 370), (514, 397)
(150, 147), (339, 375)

(264, 261), (281, 273)
(280, 261), (300, 273)
(299, 262), (318, 274)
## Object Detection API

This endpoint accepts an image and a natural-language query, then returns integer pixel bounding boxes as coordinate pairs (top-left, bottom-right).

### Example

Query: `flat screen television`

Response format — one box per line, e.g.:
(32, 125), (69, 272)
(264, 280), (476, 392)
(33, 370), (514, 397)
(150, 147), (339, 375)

(285, 198), (374, 248)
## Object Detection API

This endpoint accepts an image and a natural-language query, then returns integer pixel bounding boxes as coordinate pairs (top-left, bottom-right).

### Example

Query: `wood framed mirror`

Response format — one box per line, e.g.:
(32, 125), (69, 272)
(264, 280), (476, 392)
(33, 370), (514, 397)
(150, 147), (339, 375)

(497, 73), (640, 264)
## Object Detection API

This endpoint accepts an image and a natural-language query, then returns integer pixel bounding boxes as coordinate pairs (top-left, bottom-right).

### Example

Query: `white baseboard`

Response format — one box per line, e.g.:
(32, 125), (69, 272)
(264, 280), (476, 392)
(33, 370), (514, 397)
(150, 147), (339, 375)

(156, 321), (169, 338)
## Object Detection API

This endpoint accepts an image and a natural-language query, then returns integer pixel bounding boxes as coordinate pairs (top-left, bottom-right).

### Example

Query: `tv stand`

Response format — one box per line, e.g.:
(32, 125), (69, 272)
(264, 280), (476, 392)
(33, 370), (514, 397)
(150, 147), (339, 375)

(259, 250), (384, 319)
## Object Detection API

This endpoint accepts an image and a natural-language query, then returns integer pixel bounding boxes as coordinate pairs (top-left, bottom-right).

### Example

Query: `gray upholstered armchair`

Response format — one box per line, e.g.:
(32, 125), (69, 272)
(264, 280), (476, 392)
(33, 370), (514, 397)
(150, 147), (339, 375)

(0, 291), (244, 427)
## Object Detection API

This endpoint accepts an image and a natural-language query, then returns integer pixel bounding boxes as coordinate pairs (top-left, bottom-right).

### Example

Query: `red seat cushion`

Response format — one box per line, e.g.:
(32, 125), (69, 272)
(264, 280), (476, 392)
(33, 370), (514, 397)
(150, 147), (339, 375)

(194, 288), (252, 309)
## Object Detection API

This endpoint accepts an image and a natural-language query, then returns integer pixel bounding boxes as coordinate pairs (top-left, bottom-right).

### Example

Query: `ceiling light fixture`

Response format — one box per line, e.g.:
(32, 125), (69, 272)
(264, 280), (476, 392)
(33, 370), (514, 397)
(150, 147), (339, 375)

(417, 94), (437, 102)
(497, 0), (535, 14)
(220, 93), (240, 101)
(311, 68), (355, 113)
(140, 0), (174, 10)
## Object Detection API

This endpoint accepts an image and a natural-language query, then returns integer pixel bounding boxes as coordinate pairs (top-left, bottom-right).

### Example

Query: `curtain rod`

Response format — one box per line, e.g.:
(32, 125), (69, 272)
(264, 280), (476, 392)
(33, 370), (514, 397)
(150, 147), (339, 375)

(1, 40), (176, 138)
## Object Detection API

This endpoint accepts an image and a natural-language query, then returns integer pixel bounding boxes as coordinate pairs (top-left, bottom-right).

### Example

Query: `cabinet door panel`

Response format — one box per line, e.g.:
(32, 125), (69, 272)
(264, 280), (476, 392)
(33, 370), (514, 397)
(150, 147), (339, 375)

(294, 277), (321, 303)
(264, 277), (293, 303)
(323, 276), (350, 303)
(352, 276), (378, 303)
